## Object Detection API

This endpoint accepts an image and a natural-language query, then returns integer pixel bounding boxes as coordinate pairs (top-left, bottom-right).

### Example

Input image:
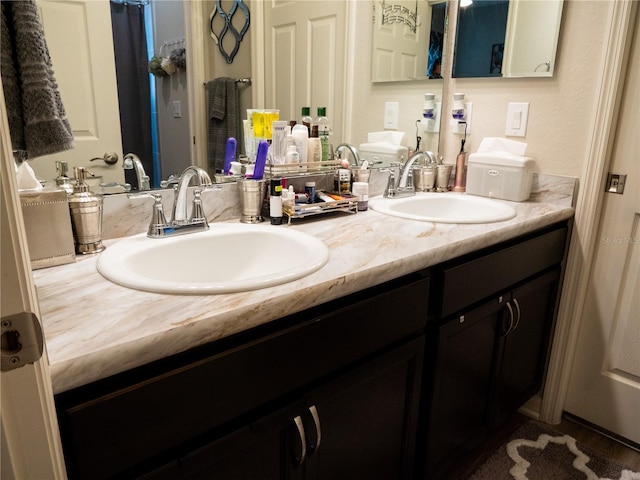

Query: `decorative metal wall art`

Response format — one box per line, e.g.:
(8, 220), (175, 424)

(209, 0), (250, 64)
(381, 0), (419, 33)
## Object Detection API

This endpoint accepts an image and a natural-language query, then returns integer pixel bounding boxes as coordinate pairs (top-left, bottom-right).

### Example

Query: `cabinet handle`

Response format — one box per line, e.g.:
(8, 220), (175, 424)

(292, 415), (307, 465)
(512, 298), (521, 332)
(308, 405), (322, 453)
(503, 301), (515, 337)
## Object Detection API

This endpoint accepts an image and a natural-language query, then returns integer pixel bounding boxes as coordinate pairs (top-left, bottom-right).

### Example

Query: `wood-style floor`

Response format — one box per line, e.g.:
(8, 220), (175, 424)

(554, 414), (640, 471)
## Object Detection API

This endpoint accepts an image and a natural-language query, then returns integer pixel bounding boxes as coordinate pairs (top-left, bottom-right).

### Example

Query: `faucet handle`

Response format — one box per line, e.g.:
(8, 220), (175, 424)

(190, 190), (208, 224)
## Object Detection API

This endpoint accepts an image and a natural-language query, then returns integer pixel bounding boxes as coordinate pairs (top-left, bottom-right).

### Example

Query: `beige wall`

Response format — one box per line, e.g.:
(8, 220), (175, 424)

(439, 0), (609, 176)
(204, 0), (609, 177)
(349, 0), (609, 177)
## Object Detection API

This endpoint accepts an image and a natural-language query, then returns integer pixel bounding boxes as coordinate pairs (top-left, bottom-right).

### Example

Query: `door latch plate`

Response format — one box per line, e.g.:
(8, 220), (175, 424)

(606, 173), (627, 194)
(1, 312), (44, 371)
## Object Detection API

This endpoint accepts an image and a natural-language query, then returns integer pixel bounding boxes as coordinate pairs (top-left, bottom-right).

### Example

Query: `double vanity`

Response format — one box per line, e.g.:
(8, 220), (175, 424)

(33, 184), (574, 479)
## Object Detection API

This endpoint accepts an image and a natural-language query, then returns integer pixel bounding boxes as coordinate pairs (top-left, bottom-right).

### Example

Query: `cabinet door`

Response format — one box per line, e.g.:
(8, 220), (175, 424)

(175, 401), (307, 480)
(425, 297), (505, 475)
(493, 268), (560, 425)
(304, 337), (424, 480)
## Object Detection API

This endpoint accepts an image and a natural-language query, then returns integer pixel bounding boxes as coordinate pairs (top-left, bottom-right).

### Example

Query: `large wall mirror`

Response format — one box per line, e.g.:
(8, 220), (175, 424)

(32, 0), (192, 191)
(371, 0), (447, 82)
(27, 0), (450, 193)
(452, 0), (563, 78)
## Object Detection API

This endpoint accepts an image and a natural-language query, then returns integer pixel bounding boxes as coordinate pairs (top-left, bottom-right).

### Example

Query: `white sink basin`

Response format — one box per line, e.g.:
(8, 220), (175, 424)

(97, 224), (329, 294)
(368, 192), (516, 224)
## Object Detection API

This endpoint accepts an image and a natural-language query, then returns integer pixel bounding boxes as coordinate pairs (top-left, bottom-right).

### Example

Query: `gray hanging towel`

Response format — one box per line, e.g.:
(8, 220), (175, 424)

(0, 0), (74, 159)
(207, 77), (240, 173)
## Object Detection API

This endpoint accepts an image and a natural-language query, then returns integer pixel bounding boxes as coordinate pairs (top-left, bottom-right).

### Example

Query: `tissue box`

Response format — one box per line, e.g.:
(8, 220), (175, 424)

(358, 142), (409, 168)
(466, 152), (534, 202)
(20, 189), (76, 269)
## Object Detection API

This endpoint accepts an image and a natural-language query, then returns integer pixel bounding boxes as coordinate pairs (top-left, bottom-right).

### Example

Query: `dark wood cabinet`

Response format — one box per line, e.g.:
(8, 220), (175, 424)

(55, 221), (570, 480)
(422, 223), (568, 478)
(168, 337), (424, 480)
(56, 274), (430, 480)
(490, 268), (560, 426)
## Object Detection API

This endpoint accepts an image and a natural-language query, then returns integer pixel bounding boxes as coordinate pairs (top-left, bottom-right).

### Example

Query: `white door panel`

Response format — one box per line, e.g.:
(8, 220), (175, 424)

(264, 0), (346, 144)
(30, 0), (124, 184)
(565, 10), (640, 444)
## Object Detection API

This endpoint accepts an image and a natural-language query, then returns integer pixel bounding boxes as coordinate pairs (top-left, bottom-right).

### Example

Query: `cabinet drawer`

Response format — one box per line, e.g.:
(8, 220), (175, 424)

(440, 225), (567, 317)
(57, 275), (429, 479)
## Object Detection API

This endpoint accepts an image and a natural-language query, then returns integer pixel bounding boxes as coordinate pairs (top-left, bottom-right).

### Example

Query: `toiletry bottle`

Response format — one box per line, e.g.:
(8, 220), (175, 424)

(291, 124), (309, 170)
(315, 107), (331, 162)
(282, 185), (295, 215)
(352, 182), (369, 211)
(285, 145), (299, 165)
(55, 160), (74, 194)
(304, 181), (316, 204)
(67, 166), (105, 254)
(269, 178), (283, 225)
(307, 137), (322, 165)
(300, 107), (313, 136)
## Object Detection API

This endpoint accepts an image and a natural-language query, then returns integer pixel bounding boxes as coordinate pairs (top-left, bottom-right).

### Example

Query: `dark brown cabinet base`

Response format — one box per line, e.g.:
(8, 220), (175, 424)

(55, 221), (570, 480)
(421, 223), (568, 478)
(56, 274), (430, 480)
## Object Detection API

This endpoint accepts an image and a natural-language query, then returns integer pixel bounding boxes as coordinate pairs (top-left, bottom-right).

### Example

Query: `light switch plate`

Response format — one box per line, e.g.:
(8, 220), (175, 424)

(384, 101), (399, 129)
(172, 101), (182, 118)
(506, 102), (529, 137)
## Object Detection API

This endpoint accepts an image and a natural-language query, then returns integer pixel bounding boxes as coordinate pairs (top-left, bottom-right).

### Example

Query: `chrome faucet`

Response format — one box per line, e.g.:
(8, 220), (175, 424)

(384, 151), (436, 198)
(131, 166), (216, 238)
(172, 166), (214, 224)
(335, 143), (361, 166)
(123, 153), (150, 191)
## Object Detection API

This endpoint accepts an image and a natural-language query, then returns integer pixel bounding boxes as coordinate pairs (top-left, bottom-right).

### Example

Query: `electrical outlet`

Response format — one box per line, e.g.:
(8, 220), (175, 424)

(384, 101), (399, 129)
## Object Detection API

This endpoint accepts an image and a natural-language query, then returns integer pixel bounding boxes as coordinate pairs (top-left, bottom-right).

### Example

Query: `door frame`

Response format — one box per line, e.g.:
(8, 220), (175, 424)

(1, 88), (66, 478)
(540, 0), (638, 423)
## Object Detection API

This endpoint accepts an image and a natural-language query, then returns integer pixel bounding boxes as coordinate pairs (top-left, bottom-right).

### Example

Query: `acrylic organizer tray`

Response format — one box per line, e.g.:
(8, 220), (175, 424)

(284, 194), (358, 224)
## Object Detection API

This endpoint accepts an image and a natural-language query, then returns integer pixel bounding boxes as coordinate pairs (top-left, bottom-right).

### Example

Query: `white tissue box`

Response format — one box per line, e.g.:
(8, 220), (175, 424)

(358, 142), (409, 168)
(466, 152), (535, 202)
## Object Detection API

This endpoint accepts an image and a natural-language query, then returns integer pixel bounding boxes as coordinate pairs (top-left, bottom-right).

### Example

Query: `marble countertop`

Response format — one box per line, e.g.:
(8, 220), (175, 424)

(34, 197), (574, 394)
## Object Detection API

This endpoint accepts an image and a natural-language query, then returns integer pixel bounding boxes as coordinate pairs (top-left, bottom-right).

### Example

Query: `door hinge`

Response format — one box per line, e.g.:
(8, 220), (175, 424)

(1, 312), (44, 371)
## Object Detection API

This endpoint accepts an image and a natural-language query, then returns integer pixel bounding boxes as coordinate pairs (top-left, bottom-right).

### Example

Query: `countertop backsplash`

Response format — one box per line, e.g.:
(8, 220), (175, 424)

(101, 172), (577, 240)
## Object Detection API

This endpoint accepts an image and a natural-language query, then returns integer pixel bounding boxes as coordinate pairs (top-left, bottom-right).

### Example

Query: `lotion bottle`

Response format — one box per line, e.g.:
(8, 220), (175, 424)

(291, 124), (309, 170)
(315, 107), (331, 162)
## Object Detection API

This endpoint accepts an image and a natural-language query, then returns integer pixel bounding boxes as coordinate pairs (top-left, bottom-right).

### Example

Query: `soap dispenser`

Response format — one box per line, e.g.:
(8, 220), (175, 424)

(55, 161), (74, 195)
(68, 166), (105, 254)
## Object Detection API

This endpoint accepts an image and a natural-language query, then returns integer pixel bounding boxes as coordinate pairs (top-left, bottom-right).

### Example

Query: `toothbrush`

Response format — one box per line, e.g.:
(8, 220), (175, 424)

(252, 140), (269, 180)
(223, 137), (236, 175)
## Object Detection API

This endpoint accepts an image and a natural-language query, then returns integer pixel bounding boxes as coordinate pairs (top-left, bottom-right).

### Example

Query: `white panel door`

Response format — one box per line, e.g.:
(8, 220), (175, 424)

(264, 0), (346, 145)
(29, 0), (124, 185)
(371, 0), (430, 81)
(564, 12), (640, 444)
